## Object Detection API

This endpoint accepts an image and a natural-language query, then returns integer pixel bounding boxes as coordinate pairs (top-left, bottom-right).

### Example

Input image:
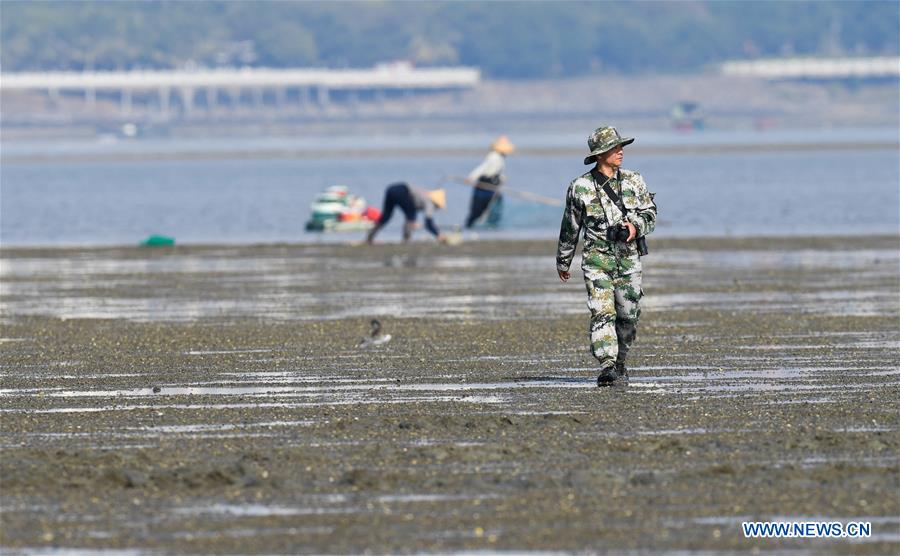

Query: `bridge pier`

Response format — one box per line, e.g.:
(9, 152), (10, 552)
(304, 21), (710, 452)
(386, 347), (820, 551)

(120, 88), (132, 115)
(180, 87), (194, 115)
(159, 87), (170, 117)
(210, 88), (221, 110)
(46, 87), (59, 110)
(298, 86), (309, 107)
(227, 87), (241, 110)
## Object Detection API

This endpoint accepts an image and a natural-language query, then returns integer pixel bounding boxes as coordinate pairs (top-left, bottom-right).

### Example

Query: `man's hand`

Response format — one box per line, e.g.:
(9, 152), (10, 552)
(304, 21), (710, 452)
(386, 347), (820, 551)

(624, 221), (637, 242)
(558, 269), (570, 282)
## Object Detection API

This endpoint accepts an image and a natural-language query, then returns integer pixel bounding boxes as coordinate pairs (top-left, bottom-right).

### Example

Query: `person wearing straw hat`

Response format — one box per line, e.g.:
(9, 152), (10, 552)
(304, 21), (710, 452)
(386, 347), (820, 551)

(556, 126), (657, 386)
(464, 135), (515, 228)
(365, 182), (448, 244)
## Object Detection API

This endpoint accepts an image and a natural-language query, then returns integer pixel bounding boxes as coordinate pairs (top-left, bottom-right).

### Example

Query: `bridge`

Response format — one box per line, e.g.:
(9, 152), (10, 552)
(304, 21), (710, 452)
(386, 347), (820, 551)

(721, 56), (900, 80)
(0, 63), (481, 117)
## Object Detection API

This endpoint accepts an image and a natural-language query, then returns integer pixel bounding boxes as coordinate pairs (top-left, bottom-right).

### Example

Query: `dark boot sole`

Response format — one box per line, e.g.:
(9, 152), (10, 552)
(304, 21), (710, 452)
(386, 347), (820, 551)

(597, 367), (620, 387)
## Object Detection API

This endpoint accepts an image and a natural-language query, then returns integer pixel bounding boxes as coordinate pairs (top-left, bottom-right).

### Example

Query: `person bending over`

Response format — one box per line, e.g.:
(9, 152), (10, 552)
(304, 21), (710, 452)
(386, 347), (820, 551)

(366, 182), (447, 244)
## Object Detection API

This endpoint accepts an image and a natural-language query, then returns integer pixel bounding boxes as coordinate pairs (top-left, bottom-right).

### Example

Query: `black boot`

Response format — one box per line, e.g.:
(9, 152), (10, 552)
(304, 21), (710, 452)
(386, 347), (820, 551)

(365, 224), (382, 245)
(597, 365), (619, 386)
(615, 361), (628, 378)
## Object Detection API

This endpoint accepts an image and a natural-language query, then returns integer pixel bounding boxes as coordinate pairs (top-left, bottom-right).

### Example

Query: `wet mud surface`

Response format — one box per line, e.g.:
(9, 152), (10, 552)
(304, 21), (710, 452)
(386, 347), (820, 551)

(1, 236), (898, 553)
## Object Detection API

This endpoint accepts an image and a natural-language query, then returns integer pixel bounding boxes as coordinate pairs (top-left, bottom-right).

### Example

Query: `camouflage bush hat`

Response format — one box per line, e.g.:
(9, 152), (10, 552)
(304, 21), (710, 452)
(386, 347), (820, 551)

(583, 126), (635, 165)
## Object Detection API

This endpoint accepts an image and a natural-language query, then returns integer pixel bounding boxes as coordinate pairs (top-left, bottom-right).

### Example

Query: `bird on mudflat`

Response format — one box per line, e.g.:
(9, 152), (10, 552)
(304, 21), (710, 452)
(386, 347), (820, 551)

(358, 319), (392, 348)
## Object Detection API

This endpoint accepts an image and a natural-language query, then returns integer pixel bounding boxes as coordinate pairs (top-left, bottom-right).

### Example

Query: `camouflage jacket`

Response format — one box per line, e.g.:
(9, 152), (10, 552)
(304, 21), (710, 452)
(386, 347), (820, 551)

(556, 168), (657, 272)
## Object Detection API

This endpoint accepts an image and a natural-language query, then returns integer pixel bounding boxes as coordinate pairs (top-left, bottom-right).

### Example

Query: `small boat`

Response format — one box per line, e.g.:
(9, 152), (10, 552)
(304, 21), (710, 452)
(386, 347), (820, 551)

(671, 101), (704, 131)
(305, 185), (381, 232)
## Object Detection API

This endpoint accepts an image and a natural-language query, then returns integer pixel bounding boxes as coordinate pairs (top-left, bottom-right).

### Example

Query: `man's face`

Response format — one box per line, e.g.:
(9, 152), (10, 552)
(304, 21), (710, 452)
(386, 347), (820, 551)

(598, 144), (624, 168)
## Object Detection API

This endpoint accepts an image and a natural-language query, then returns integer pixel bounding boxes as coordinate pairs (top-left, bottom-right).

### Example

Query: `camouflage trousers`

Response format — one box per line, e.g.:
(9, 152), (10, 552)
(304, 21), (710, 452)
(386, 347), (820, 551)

(582, 262), (643, 368)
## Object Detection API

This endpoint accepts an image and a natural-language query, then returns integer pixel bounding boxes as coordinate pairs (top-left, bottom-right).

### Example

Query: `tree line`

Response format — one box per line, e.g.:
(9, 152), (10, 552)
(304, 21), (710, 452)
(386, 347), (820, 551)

(2, 1), (897, 78)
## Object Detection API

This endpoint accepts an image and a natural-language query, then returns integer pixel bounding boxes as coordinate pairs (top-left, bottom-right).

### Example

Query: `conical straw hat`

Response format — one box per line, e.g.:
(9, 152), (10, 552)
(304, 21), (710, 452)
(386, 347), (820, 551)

(428, 188), (447, 209)
(491, 135), (515, 155)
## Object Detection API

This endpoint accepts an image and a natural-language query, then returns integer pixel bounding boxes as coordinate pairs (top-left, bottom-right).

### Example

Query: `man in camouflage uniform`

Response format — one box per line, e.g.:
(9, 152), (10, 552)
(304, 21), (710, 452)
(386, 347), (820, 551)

(557, 127), (657, 386)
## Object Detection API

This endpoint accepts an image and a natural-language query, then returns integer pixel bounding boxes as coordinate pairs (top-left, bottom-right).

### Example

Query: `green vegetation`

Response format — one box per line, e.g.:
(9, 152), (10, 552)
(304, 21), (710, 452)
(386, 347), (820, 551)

(2, 1), (897, 77)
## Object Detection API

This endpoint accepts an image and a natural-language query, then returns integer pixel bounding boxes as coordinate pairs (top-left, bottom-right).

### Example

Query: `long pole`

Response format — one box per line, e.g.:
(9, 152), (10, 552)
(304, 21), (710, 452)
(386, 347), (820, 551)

(441, 176), (563, 207)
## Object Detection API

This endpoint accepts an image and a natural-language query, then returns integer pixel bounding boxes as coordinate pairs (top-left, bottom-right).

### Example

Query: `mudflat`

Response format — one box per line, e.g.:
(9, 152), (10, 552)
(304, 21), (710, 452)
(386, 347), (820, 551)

(1, 236), (898, 553)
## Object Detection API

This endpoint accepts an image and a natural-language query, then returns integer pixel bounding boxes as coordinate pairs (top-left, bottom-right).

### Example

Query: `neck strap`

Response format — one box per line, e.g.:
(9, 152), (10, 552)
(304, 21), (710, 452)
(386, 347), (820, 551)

(590, 169), (625, 212)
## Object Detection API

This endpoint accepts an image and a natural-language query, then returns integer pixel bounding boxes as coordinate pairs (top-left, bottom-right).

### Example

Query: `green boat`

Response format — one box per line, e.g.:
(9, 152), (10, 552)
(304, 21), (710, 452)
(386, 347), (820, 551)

(305, 186), (380, 232)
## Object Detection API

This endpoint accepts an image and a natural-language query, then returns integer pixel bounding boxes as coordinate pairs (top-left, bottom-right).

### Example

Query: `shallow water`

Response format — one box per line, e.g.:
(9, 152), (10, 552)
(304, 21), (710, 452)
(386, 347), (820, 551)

(2, 242), (898, 322)
(2, 128), (898, 246)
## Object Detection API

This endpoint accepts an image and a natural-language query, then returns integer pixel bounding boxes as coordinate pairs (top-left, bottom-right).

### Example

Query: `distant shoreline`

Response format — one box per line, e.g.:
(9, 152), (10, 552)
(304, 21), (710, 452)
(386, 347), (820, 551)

(3, 141), (898, 165)
(3, 73), (898, 139)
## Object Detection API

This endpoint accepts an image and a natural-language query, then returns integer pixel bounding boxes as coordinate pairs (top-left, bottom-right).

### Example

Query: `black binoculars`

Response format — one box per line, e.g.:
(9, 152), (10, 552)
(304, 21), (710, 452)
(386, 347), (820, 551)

(606, 224), (649, 256)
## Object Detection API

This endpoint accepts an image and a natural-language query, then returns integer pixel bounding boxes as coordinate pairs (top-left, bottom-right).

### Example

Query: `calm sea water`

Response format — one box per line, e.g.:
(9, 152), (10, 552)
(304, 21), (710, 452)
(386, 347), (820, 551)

(2, 127), (897, 246)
